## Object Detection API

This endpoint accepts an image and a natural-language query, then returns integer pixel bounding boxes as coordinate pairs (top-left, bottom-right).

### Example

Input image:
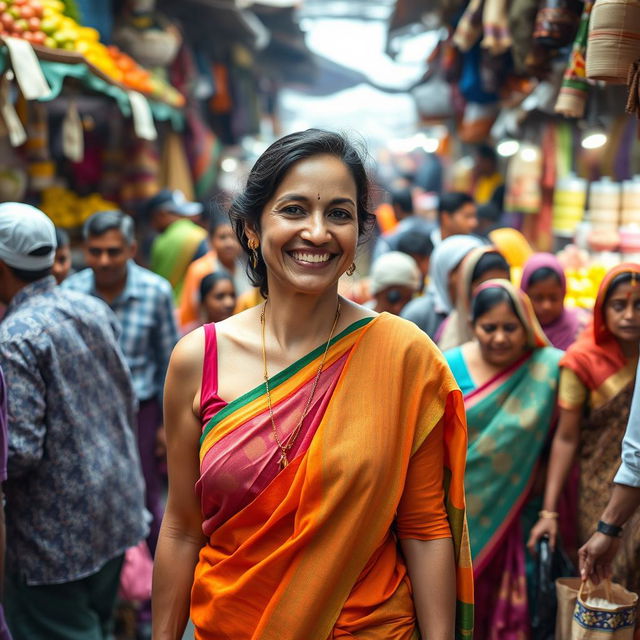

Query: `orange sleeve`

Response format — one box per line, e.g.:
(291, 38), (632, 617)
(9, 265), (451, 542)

(177, 262), (200, 330)
(396, 418), (452, 541)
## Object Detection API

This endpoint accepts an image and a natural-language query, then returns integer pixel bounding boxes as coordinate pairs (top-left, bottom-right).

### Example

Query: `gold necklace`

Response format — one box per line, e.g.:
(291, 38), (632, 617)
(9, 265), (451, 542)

(260, 300), (341, 470)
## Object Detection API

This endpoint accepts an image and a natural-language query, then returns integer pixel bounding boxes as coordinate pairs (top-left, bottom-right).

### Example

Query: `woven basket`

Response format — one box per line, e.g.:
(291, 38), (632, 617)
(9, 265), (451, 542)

(586, 0), (640, 83)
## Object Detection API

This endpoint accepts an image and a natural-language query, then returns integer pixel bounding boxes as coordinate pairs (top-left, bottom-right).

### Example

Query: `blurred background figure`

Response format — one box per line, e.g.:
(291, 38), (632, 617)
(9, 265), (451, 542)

(200, 272), (236, 324)
(520, 253), (590, 350)
(475, 202), (503, 238)
(178, 210), (250, 332)
(471, 144), (504, 206)
(438, 246), (511, 350)
(396, 229), (433, 282)
(401, 235), (484, 337)
(52, 228), (72, 285)
(433, 192), (479, 246)
(488, 227), (534, 269)
(145, 189), (208, 302)
(368, 251), (421, 315)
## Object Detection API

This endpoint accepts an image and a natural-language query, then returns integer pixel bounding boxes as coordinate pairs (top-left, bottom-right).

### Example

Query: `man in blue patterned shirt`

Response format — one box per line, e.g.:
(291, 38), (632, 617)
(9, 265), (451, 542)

(63, 210), (179, 554)
(0, 203), (147, 639)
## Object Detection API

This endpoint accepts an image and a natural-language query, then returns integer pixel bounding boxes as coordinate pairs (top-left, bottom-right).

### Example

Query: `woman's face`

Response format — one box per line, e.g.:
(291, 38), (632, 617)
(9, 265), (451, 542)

(202, 279), (236, 323)
(473, 300), (528, 368)
(604, 281), (640, 345)
(211, 224), (240, 269)
(250, 154), (358, 296)
(527, 276), (565, 326)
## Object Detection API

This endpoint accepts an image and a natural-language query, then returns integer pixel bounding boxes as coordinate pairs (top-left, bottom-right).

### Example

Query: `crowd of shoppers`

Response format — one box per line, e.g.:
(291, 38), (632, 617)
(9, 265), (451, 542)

(0, 128), (639, 640)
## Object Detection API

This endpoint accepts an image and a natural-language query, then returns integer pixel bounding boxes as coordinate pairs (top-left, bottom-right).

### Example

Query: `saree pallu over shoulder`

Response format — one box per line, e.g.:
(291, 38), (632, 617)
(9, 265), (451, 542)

(192, 313), (473, 640)
(463, 346), (563, 572)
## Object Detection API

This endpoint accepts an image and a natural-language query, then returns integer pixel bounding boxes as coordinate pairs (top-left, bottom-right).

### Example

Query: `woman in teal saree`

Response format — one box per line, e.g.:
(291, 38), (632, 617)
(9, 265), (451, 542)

(445, 280), (563, 639)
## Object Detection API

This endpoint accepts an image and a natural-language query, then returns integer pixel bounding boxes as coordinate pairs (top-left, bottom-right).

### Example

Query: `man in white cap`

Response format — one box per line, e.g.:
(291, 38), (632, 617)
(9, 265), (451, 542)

(368, 251), (422, 316)
(144, 189), (208, 302)
(0, 203), (146, 639)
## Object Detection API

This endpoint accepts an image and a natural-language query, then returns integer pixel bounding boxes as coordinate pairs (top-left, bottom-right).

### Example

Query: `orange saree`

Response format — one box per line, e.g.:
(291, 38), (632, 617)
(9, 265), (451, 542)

(191, 313), (473, 639)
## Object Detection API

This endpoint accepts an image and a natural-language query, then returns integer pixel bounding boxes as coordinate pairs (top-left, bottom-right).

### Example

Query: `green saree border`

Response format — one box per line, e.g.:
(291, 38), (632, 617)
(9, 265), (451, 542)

(200, 316), (374, 444)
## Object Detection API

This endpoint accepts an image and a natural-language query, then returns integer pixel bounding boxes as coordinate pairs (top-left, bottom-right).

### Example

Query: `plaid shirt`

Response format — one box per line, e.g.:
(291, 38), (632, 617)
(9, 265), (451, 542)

(64, 261), (179, 402)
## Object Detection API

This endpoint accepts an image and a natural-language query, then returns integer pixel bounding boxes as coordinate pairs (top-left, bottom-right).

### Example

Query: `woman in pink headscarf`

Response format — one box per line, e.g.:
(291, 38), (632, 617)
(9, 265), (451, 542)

(520, 253), (589, 350)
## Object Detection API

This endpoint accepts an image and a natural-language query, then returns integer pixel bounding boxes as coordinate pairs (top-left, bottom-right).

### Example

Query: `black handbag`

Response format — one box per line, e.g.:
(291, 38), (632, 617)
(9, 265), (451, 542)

(530, 536), (576, 640)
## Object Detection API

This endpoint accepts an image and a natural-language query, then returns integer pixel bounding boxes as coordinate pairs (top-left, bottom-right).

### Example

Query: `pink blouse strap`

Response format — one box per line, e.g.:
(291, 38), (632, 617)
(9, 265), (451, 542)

(202, 322), (220, 402)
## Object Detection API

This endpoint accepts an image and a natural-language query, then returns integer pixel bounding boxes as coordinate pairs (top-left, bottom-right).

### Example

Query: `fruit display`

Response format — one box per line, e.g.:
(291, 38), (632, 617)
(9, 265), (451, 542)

(40, 186), (118, 228)
(0, 0), (185, 107)
(557, 244), (610, 309)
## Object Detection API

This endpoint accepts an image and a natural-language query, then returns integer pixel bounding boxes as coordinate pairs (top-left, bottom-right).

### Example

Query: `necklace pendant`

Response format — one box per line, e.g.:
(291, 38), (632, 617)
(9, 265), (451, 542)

(278, 451), (288, 470)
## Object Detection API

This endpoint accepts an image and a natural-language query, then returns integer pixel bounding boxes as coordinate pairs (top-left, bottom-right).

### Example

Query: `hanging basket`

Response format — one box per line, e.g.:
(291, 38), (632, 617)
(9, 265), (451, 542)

(586, 0), (640, 83)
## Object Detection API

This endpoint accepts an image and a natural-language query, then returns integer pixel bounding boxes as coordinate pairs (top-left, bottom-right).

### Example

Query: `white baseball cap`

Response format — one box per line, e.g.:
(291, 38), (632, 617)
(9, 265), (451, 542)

(0, 202), (57, 270)
(370, 251), (421, 295)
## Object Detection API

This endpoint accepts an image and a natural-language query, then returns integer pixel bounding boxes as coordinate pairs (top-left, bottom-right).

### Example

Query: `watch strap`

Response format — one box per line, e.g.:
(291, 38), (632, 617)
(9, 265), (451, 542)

(597, 520), (623, 537)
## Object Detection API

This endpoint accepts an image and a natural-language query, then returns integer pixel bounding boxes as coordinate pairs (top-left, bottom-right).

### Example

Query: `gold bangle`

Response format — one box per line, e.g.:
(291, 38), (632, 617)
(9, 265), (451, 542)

(539, 510), (559, 520)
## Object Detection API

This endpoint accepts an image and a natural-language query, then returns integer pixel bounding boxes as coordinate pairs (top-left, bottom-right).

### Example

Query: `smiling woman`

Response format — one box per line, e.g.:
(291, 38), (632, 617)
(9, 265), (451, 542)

(152, 129), (474, 640)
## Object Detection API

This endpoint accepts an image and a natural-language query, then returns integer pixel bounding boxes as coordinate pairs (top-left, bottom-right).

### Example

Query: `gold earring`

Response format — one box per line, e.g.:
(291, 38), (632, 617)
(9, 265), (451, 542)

(346, 263), (356, 276)
(247, 238), (259, 269)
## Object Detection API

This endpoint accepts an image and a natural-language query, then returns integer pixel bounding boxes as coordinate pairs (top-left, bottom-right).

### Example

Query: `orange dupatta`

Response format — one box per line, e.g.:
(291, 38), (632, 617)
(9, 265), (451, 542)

(191, 314), (473, 639)
(560, 263), (640, 400)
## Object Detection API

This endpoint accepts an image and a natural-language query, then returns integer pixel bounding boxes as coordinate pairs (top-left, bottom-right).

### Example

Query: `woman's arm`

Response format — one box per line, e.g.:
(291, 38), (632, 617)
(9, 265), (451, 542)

(527, 406), (582, 552)
(401, 538), (456, 640)
(152, 331), (206, 640)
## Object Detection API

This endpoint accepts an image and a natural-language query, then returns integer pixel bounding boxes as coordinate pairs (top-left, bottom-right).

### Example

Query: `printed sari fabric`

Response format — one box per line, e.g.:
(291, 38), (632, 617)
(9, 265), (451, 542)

(150, 218), (207, 302)
(559, 263), (640, 593)
(192, 313), (474, 639)
(445, 281), (563, 640)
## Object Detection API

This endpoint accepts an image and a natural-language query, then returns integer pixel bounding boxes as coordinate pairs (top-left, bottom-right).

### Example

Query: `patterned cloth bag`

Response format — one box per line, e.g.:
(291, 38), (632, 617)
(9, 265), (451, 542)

(571, 580), (638, 640)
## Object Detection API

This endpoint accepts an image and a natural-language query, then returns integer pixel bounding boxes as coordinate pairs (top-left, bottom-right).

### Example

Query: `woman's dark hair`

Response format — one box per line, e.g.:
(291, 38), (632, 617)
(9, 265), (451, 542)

(471, 251), (510, 283)
(199, 270), (235, 304)
(604, 272), (636, 305)
(228, 129), (375, 297)
(527, 266), (562, 288)
(55, 227), (70, 248)
(471, 286), (520, 324)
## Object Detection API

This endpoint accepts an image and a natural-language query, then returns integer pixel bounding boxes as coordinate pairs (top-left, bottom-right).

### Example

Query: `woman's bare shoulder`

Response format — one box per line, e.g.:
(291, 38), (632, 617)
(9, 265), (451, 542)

(170, 327), (205, 375)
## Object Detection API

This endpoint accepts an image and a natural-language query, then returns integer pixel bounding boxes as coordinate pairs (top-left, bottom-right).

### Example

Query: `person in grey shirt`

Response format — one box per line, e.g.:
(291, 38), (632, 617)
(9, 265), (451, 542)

(579, 357), (640, 584)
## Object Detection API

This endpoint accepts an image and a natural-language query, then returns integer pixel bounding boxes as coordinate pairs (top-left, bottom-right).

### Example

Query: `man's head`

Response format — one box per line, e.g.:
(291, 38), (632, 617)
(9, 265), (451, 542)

(474, 144), (498, 177)
(0, 203), (56, 305)
(396, 229), (433, 280)
(370, 251), (421, 316)
(53, 228), (72, 284)
(83, 211), (136, 290)
(145, 189), (204, 233)
(438, 192), (478, 240)
(390, 187), (413, 222)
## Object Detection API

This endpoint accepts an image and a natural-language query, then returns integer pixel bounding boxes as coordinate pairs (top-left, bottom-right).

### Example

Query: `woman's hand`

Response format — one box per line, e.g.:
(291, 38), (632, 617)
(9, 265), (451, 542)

(527, 517), (558, 554)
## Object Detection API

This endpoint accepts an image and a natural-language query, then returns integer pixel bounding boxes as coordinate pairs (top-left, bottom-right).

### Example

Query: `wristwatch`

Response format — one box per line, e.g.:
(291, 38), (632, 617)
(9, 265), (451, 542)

(597, 520), (623, 537)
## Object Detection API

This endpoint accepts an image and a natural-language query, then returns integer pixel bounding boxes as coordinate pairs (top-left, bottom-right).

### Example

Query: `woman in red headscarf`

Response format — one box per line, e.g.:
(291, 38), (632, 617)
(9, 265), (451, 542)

(528, 264), (640, 592)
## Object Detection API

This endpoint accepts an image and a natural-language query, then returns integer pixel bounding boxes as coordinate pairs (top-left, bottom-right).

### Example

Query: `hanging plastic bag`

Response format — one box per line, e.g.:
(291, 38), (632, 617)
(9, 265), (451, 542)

(571, 579), (638, 640)
(531, 537), (576, 640)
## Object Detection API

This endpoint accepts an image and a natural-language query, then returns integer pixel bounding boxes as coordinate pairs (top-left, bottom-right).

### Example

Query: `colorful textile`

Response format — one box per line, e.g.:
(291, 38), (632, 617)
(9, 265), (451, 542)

(554, 0), (594, 118)
(63, 261), (179, 402)
(445, 281), (562, 639)
(192, 314), (474, 639)
(0, 277), (146, 585)
(520, 252), (589, 350)
(560, 263), (640, 404)
(150, 218), (208, 302)
(438, 246), (502, 351)
(488, 227), (533, 268)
